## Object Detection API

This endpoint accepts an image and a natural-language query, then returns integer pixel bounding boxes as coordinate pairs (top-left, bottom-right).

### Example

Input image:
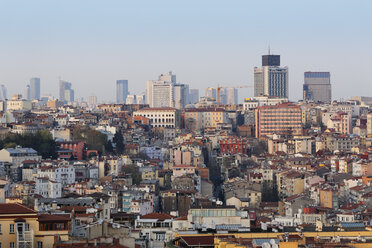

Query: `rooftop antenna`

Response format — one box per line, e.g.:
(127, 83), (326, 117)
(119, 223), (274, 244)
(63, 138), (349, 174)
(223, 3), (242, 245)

(268, 45), (271, 55)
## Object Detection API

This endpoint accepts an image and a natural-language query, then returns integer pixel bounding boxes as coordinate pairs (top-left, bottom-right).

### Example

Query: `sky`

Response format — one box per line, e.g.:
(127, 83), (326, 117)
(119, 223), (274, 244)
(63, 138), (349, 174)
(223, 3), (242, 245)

(0, 0), (371, 103)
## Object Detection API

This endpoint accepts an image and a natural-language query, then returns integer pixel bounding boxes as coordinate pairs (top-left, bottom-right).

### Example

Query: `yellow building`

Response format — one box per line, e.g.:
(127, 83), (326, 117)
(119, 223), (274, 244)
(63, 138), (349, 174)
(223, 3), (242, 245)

(0, 203), (70, 248)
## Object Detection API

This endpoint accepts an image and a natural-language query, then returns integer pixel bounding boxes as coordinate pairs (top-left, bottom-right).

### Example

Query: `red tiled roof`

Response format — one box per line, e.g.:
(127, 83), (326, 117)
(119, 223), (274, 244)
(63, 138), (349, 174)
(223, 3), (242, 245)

(141, 212), (174, 220)
(180, 236), (214, 246)
(0, 203), (36, 215)
(38, 214), (70, 222)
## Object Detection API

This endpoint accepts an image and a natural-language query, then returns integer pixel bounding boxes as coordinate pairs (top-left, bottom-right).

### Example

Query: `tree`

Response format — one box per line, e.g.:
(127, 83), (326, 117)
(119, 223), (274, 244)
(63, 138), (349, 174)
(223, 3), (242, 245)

(105, 140), (114, 154)
(113, 130), (124, 155)
(72, 126), (108, 155)
(0, 130), (57, 159)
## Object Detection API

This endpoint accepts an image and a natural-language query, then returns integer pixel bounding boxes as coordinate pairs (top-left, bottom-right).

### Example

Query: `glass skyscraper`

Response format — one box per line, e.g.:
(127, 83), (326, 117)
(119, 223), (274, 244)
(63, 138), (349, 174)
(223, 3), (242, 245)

(30, 77), (40, 100)
(116, 80), (129, 104)
(303, 72), (331, 103)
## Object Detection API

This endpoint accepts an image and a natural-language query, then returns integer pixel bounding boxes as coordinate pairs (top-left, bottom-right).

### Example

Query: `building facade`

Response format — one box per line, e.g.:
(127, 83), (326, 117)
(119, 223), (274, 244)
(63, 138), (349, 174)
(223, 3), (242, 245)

(303, 72), (331, 103)
(254, 54), (288, 98)
(116, 79), (129, 104)
(30, 77), (40, 100)
(255, 103), (302, 137)
(133, 107), (180, 129)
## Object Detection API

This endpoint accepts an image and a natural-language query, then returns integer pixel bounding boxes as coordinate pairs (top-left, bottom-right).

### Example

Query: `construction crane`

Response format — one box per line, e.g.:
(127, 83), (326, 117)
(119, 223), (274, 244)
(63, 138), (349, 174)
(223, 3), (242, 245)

(206, 85), (253, 106)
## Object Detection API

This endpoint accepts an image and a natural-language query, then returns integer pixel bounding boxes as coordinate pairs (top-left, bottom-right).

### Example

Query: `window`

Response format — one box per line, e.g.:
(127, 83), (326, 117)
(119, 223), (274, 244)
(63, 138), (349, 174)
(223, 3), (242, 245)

(37, 242), (43, 248)
(10, 243), (14, 248)
(9, 224), (14, 233)
(25, 224), (30, 231)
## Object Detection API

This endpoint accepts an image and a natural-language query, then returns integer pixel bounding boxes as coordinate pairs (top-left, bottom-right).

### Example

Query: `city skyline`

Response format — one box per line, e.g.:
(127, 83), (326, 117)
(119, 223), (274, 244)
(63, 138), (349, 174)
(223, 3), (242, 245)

(0, 1), (371, 102)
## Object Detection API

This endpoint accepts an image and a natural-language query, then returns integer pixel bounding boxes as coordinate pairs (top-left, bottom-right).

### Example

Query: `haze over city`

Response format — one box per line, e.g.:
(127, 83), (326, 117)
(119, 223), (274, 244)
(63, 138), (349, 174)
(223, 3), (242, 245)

(0, 0), (371, 102)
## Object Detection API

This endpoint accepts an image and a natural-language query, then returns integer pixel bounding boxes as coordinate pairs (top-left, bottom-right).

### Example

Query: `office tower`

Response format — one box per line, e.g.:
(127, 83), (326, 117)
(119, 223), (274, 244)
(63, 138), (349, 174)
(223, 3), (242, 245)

(59, 80), (74, 103)
(126, 95), (136, 104)
(189, 89), (199, 104)
(255, 102), (302, 138)
(24, 85), (30, 100)
(146, 80), (174, 108)
(88, 95), (97, 106)
(222, 87), (238, 105)
(205, 88), (217, 100)
(0, 85), (7, 100)
(146, 72), (175, 108)
(254, 54), (288, 98)
(303, 72), (331, 103)
(137, 94), (145, 104)
(30, 77), (40, 100)
(159, 71), (176, 83)
(116, 80), (129, 104)
(174, 84), (189, 109)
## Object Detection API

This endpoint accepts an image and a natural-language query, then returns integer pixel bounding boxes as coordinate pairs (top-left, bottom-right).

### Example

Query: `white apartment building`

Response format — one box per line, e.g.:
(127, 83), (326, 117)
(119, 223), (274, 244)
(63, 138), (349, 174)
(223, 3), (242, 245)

(133, 107), (180, 129)
(243, 96), (289, 110)
(36, 177), (62, 198)
(37, 164), (75, 186)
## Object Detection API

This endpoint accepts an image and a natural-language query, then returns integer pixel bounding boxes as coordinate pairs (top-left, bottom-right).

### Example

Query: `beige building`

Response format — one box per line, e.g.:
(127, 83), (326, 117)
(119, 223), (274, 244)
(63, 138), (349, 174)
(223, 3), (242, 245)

(6, 98), (32, 111)
(184, 107), (227, 131)
(0, 203), (70, 248)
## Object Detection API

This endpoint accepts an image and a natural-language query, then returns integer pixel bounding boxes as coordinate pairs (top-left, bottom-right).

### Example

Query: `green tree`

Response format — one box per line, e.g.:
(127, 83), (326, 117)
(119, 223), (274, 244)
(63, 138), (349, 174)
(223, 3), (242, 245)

(1, 130), (57, 159)
(105, 140), (114, 154)
(113, 130), (124, 155)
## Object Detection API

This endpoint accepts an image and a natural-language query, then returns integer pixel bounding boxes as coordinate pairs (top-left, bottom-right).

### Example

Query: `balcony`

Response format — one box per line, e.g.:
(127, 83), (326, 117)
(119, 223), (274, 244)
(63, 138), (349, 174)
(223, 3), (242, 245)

(16, 229), (34, 248)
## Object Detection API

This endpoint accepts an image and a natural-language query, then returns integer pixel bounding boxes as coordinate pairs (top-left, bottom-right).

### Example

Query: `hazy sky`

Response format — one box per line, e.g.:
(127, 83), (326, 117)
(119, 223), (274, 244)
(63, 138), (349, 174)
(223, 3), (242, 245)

(0, 0), (371, 103)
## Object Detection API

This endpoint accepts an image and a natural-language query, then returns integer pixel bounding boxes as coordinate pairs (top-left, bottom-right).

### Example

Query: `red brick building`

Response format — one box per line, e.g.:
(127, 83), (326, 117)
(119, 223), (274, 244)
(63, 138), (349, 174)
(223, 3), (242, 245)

(58, 141), (85, 160)
(219, 137), (251, 155)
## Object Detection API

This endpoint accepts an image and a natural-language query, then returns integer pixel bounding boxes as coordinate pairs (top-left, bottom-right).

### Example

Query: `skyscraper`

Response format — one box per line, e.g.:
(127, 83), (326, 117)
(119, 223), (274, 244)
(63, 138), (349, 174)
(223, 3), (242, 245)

(146, 80), (174, 108)
(59, 80), (74, 103)
(24, 85), (30, 100)
(254, 54), (288, 98)
(205, 88), (217, 100)
(146, 72), (189, 109)
(222, 87), (238, 105)
(88, 95), (97, 107)
(174, 84), (189, 109)
(189, 89), (199, 104)
(116, 80), (129, 104)
(303, 72), (332, 103)
(0, 85), (7, 100)
(30, 77), (40, 100)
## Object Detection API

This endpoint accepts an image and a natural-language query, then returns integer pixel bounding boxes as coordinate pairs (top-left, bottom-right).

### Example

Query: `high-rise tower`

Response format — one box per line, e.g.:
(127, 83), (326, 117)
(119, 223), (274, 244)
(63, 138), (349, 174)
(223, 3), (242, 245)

(303, 72), (331, 103)
(116, 80), (129, 104)
(254, 54), (288, 98)
(30, 77), (40, 100)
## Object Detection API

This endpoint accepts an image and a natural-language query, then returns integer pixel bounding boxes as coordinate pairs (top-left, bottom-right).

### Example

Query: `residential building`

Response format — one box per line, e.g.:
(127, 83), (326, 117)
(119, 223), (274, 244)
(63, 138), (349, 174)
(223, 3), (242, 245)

(184, 108), (227, 131)
(133, 107), (180, 129)
(0, 147), (41, 166)
(0, 203), (70, 248)
(36, 177), (62, 198)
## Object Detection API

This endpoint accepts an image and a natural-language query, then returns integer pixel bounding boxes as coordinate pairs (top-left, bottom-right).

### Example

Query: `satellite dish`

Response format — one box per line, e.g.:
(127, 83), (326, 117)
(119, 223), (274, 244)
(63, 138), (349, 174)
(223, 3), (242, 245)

(270, 239), (276, 245)
(262, 243), (270, 248)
